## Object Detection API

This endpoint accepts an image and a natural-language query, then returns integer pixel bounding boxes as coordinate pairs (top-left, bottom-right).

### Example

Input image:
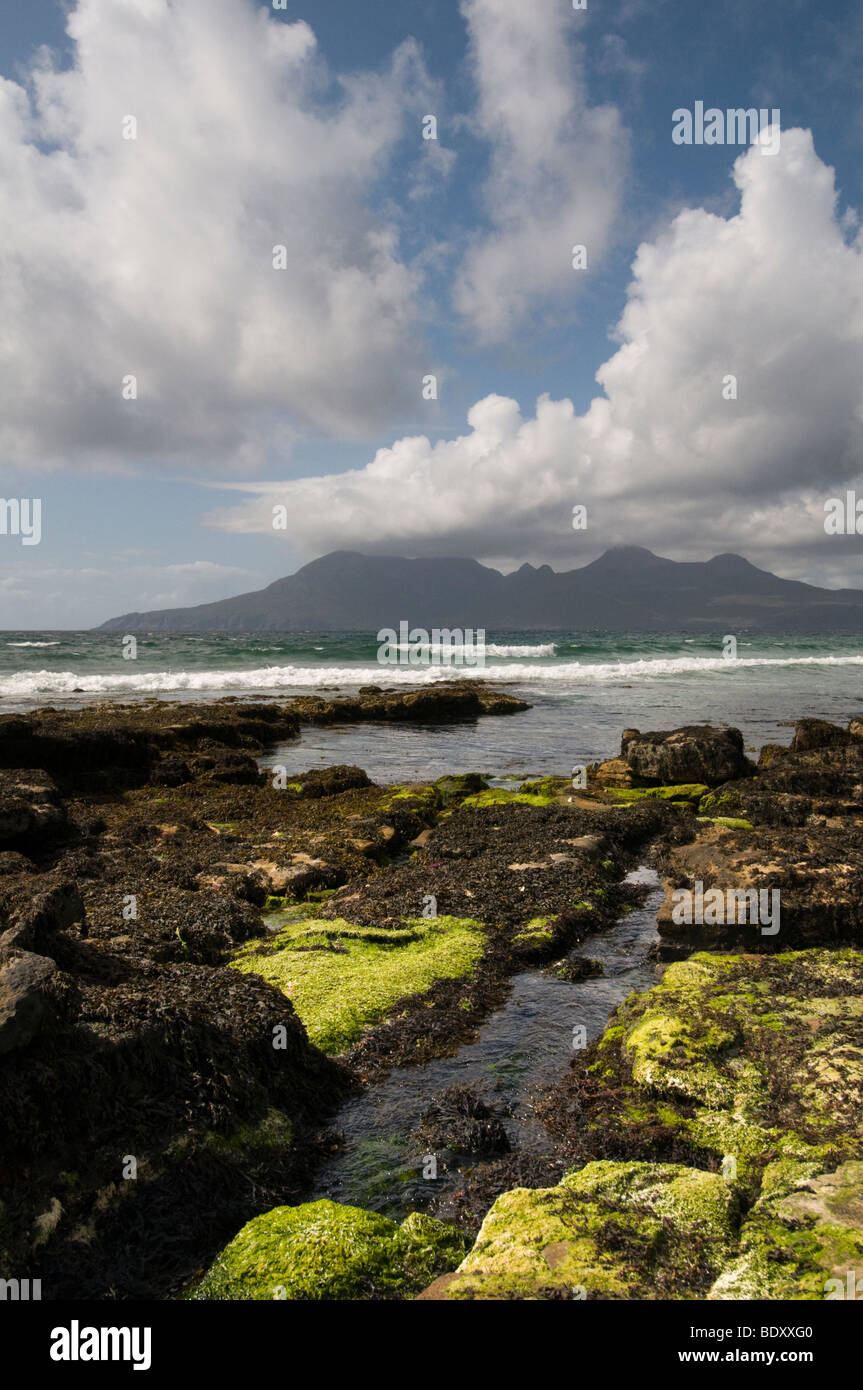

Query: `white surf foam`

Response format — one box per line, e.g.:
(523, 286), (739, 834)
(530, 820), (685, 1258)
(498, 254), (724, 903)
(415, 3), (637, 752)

(2, 651), (863, 698)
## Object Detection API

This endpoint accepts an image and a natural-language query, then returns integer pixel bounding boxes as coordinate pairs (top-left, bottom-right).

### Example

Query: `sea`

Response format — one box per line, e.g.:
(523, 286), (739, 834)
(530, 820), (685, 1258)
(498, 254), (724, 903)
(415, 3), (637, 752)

(1, 629), (862, 782)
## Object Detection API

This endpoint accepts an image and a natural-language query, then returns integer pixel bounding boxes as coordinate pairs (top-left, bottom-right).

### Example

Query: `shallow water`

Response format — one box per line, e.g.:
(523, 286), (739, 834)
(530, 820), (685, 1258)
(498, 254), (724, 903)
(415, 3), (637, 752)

(5, 629), (863, 782)
(307, 867), (665, 1218)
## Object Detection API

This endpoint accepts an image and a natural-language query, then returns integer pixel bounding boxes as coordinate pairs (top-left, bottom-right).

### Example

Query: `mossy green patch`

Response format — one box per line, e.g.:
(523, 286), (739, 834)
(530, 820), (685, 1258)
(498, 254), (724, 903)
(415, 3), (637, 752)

(696, 816), (754, 829)
(514, 915), (559, 948)
(232, 914), (484, 1054)
(698, 790), (742, 816)
(518, 776), (571, 798)
(191, 1199), (467, 1300)
(611, 784), (709, 806)
(588, 950), (863, 1196)
(709, 1161), (863, 1300)
(461, 788), (557, 808)
(433, 774), (489, 805)
(380, 783), (441, 814)
(440, 1160), (737, 1300)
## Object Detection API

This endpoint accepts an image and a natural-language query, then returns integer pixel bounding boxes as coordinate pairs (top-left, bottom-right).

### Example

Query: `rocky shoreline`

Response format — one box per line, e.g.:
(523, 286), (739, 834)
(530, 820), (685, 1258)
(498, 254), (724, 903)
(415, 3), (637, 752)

(2, 689), (862, 1300)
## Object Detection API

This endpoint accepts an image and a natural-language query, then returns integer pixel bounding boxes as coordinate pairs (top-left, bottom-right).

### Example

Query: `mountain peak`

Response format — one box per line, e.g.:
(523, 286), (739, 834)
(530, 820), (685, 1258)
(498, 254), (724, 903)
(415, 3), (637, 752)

(586, 546), (665, 570)
(706, 552), (759, 573)
(96, 547), (863, 633)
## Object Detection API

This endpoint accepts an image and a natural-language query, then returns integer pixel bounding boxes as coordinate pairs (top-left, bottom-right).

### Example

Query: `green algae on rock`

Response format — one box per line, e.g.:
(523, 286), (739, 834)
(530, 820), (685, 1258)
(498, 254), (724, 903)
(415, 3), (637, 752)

(192, 1199), (468, 1300)
(552, 950), (863, 1202)
(431, 1160), (737, 1300)
(379, 783), (442, 815)
(695, 815), (754, 829)
(709, 1160), (863, 1300)
(460, 788), (557, 808)
(518, 776), (572, 799)
(167, 1107), (293, 1163)
(513, 915), (559, 951)
(698, 789), (745, 816)
(231, 914), (484, 1054)
(433, 773), (489, 805)
(611, 783), (709, 807)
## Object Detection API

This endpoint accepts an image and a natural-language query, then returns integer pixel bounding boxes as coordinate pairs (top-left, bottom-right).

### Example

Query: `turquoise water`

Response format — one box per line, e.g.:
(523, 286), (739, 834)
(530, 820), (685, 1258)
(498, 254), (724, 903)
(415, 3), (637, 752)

(1, 628), (862, 777)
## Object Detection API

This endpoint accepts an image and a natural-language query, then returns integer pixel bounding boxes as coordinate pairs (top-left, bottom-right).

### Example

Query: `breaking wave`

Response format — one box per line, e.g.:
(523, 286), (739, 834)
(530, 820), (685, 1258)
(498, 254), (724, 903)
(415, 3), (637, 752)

(2, 651), (863, 698)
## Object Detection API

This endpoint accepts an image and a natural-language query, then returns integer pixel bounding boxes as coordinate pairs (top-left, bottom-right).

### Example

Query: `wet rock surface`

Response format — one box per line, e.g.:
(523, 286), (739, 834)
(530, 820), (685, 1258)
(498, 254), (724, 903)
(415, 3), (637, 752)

(502, 947), (863, 1302)
(424, 1160), (738, 1300)
(0, 769), (66, 848)
(598, 725), (754, 789)
(0, 949), (57, 1055)
(652, 717), (863, 952)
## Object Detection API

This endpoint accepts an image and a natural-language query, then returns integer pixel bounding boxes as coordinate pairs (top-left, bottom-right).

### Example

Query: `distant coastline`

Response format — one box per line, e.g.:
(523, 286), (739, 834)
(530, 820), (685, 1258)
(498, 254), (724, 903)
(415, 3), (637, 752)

(94, 548), (863, 635)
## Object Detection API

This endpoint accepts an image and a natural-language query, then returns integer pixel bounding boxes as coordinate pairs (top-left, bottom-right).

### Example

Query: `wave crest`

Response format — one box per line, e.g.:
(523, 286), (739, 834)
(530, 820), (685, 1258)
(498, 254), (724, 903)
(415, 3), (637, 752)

(2, 651), (863, 698)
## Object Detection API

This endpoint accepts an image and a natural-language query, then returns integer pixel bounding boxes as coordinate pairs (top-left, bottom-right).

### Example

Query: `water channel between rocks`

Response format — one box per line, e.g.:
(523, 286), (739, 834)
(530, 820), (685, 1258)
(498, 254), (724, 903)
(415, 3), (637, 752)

(301, 867), (666, 1219)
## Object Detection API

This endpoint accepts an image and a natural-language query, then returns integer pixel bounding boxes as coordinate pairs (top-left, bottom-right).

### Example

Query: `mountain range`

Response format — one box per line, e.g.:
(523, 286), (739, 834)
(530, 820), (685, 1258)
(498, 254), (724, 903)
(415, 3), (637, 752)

(96, 547), (863, 633)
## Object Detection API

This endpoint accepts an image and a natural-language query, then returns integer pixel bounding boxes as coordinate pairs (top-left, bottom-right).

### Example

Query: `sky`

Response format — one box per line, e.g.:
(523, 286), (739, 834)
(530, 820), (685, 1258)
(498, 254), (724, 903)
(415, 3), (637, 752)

(1, 0), (863, 627)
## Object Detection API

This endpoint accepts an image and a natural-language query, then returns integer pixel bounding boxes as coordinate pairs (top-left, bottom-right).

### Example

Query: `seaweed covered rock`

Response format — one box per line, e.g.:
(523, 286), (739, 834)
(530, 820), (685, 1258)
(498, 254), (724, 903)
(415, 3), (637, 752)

(232, 914), (484, 1054)
(0, 769), (67, 850)
(709, 1160), (863, 1300)
(0, 873), (85, 953)
(546, 950), (863, 1200)
(188, 750), (262, 785)
(192, 1199), (467, 1300)
(426, 1161), (737, 1300)
(656, 822), (863, 950)
(290, 765), (372, 799)
(322, 798), (668, 934)
(547, 956), (605, 982)
(0, 718), (154, 792)
(611, 783), (709, 807)
(414, 1085), (510, 1159)
(619, 726), (753, 788)
(433, 773), (489, 805)
(82, 883), (268, 965)
(790, 719), (853, 754)
(0, 921), (347, 1297)
(0, 948), (56, 1055)
(707, 721), (863, 826)
(286, 683), (529, 725)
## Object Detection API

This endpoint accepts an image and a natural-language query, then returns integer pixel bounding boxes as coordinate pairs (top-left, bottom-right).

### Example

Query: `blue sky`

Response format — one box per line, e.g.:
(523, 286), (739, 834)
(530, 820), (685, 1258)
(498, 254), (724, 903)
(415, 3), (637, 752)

(1, 0), (863, 626)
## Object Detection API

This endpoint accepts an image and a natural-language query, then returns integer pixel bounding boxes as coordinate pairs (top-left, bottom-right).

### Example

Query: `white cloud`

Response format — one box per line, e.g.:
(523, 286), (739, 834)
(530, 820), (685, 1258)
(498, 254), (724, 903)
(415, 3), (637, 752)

(454, 0), (627, 342)
(159, 561), (251, 580)
(212, 129), (863, 584)
(0, 0), (433, 471)
(0, 557), (260, 627)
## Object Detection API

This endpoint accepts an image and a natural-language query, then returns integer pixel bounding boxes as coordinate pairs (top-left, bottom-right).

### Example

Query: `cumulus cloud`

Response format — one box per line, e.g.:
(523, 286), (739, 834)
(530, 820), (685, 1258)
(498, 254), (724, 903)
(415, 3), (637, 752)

(0, 0), (434, 471)
(212, 129), (863, 583)
(453, 0), (627, 343)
